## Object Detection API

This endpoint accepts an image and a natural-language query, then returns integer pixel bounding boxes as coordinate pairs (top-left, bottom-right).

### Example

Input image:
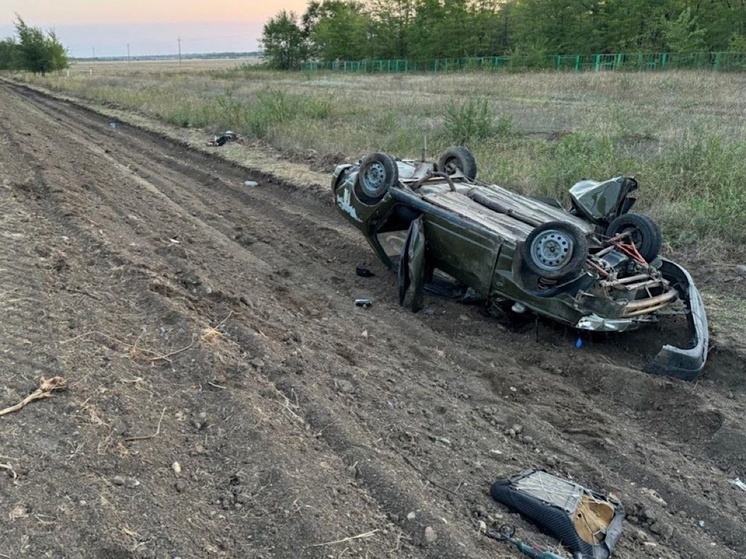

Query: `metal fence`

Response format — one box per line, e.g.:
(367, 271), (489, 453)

(300, 51), (746, 73)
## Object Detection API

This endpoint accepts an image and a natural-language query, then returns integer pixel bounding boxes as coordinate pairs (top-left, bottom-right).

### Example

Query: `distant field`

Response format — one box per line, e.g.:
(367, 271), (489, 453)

(66, 57), (261, 76)
(16, 65), (746, 253)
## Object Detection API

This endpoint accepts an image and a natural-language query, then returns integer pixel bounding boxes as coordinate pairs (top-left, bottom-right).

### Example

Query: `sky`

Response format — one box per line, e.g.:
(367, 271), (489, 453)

(0, 0), (309, 57)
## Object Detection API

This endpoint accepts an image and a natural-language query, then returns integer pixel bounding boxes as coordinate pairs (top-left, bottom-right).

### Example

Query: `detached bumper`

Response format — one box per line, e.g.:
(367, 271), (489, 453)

(642, 259), (709, 381)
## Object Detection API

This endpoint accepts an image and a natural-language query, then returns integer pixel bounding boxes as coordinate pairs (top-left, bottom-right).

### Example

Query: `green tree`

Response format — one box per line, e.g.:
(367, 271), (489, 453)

(307, 1), (371, 61)
(663, 7), (707, 52)
(368, 0), (415, 58)
(46, 31), (69, 70)
(260, 11), (309, 69)
(586, 0), (666, 53)
(0, 38), (20, 70)
(13, 17), (68, 74)
(509, 0), (601, 54)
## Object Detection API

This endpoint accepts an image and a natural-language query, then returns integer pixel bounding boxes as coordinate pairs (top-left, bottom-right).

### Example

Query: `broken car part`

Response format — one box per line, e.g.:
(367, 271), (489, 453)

(485, 524), (576, 559)
(491, 470), (624, 559)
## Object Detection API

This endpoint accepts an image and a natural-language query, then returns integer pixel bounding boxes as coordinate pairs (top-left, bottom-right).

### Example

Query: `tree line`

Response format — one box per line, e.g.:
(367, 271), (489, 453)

(261, 0), (746, 69)
(0, 18), (69, 74)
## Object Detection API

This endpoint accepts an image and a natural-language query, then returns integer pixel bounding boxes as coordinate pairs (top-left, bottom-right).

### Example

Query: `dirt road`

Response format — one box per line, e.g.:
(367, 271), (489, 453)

(0, 81), (744, 559)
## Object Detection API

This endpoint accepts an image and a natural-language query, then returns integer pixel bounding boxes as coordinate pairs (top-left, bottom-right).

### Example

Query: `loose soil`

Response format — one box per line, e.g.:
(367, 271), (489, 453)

(0, 82), (745, 559)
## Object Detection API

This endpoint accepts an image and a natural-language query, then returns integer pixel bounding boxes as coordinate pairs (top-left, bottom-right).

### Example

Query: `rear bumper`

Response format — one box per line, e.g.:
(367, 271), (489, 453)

(576, 259), (708, 380)
(642, 259), (709, 381)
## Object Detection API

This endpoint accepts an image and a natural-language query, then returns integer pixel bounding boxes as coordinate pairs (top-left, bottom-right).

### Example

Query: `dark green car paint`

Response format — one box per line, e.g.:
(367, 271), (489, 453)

(332, 153), (709, 379)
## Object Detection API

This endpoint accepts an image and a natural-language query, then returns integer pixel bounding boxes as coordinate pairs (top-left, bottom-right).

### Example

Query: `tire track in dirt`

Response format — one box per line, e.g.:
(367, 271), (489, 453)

(0, 87), (424, 559)
(1, 82), (745, 559)
(13, 87), (498, 558)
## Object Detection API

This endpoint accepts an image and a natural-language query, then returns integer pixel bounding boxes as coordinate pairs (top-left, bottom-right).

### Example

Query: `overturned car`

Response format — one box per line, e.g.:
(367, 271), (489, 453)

(332, 147), (708, 380)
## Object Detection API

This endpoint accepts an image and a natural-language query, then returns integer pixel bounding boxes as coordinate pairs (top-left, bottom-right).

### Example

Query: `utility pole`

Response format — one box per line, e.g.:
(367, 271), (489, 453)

(92, 46), (95, 61)
(127, 43), (130, 63)
(178, 37), (181, 65)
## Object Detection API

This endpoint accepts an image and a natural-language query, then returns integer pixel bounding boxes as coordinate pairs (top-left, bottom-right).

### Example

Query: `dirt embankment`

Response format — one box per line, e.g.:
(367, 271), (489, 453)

(0, 82), (745, 559)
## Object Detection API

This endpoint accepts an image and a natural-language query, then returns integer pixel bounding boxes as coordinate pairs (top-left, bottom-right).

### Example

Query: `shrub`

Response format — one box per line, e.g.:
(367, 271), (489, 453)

(444, 97), (494, 143)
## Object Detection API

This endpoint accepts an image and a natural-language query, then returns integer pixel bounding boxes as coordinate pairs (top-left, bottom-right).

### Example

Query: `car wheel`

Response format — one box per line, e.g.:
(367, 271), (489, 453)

(605, 213), (662, 263)
(523, 221), (589, 280)
(356, 152), (399, 203)
(438, 146), (477, 180)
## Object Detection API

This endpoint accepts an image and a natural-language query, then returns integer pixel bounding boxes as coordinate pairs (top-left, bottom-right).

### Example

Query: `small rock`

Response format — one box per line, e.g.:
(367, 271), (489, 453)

(174, 479), (187, 493)
(335, 379), (355, 393)
(244, 181), (259, 187)
(459, 314), (469, 322)
(250, 358), (265, 369)
(511, 424), (523, 435)
(633, 529), (649, 542)
(478, 520), (487, 533)
(172, 461), (182, 476)
(642, 487), (667, 507)
(641, 507), (656, 523)
(125, 477), (140, 489)
(650, 521), (674, 539)
(406, 511), (416, 521)
(736, 264), (746, 275)
(111, 475), (126, 486)
(523, 435), (534, 444)
(361, 330), (369, 338)
(424, 526), (438, 543)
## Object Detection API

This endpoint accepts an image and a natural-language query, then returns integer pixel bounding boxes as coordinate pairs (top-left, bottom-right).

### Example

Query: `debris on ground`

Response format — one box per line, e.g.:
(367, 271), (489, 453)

(491, 469), (624, 559)
(356, 266), (375, 278)
(730, 478), (746, 492)
(0, 376), (67, 417)
(244, 180), (259, 187)
(355, 298), (373, 308)
(207, 130), (239, 147)
(486, 524), (566, 559)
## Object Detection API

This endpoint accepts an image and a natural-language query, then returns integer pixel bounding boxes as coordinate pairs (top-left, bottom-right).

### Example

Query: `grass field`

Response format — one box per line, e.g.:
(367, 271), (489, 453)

(16, 61), (746, 253)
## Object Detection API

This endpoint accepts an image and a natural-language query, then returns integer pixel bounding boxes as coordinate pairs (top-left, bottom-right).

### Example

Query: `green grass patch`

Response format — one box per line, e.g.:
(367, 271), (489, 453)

(20, 68), (746, 254)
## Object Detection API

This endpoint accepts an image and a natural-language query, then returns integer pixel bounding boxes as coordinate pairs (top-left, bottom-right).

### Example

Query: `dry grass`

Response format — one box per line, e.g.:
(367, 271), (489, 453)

(64, 57), (260, 77)
(13, 64), (746, 251)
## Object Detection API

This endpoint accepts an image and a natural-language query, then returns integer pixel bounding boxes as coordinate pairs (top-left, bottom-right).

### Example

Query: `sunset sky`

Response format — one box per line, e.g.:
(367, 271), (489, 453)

(0, 0), (309, 57)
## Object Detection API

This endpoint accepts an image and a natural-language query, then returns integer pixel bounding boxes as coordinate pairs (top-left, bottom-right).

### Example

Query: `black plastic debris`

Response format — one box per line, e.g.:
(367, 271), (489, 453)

(491, 470), (624, 559)
(207, 130), (239, 147)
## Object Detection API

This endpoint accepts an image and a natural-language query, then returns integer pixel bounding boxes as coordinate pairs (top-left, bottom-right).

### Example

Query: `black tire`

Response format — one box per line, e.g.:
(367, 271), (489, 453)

(523, 221), (589, 280)
(605, 213), (662, 263)
(438, 146), (477, 180)
(355, 152), (398, 203)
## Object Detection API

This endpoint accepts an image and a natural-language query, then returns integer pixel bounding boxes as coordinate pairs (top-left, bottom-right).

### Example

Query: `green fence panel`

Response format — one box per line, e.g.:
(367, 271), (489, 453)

(299, 51), (745, 74)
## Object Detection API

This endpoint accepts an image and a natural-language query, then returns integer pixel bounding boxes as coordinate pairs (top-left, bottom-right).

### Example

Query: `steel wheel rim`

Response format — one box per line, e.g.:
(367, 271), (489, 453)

(361, 162), (386, 194)
(444, 157), (461, 175)
(530, 229), (574, 271)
